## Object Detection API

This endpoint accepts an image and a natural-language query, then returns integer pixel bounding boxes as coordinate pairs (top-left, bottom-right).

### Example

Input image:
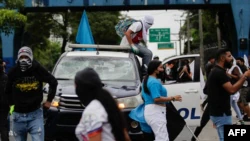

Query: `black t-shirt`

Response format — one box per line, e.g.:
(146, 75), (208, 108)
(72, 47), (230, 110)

(205, 62), (214, 78)
(207, 65), (231, 116)
(239, 65), (248, 73)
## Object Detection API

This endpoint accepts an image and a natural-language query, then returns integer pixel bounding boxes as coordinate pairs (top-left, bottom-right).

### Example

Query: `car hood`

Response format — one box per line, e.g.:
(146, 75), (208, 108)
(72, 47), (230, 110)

(44, 80), (141, 98)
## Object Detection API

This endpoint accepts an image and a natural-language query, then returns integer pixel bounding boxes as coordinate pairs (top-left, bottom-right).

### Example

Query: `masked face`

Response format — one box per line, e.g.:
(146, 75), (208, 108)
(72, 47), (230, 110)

(19, 58), (32, 72)
(144, 22), (152, 30)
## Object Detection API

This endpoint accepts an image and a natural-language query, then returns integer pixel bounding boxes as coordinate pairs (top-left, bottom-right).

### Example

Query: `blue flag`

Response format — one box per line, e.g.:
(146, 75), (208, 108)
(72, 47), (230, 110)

(75, 10), (95, 51)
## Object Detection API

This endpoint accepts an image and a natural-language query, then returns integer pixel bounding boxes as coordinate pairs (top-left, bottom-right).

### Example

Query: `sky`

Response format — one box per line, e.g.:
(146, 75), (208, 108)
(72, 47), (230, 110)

(121, 10), (186, 61)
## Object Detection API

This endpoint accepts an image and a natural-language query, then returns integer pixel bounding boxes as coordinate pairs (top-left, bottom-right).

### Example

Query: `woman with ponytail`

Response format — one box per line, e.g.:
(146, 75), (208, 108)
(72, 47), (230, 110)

(142, 60), (182, 141)
(75, 68), (130, 141)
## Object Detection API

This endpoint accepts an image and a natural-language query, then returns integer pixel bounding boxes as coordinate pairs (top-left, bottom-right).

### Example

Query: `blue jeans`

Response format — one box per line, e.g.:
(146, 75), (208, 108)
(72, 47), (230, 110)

(12, 108), (44, 141)
(135, 44), (153, 75)
(210, 114), (232, 141)
(230, 95), (242, 120)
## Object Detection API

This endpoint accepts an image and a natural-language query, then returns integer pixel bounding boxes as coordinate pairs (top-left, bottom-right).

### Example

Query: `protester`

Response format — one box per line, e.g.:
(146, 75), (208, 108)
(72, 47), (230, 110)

(206, 48), (250, 141)
(227, 57), (244, 125)
(153, 55), (159, 60)
(120, 15), (154, 76)
(0, 59), (9, 141)
(5, 46), (58, 141)
(191, 55), (215, 141)
(75, 68), (131, 141)
(177, 59), (192, 82)
(236, 57), (250, 121)
(200, 56), (215, 111)
(205, 56), (215, 79)
(142, 60), (182, 141)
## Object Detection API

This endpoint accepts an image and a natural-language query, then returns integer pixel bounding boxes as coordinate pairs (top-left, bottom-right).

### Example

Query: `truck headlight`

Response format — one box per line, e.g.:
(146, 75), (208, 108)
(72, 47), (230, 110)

(43, 93), (60, 107)
(116, 94), (143, 109)
(51, 96), (60, 107)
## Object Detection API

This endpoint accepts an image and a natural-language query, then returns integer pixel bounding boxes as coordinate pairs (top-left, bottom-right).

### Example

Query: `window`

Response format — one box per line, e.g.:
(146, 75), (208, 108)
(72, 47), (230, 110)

(163, 57), (195, 84)
(54, 56), (136, 81)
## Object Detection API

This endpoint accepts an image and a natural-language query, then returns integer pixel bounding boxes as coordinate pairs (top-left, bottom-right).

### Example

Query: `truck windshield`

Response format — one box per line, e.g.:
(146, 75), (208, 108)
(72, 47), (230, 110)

(53, 56), (136, 81)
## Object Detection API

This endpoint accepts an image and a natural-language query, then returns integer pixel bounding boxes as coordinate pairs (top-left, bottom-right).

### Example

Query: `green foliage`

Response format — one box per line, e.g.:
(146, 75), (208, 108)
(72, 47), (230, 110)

(33, 41), (61, 71)
(0, 0), (24, 9)
(0, 9), (26, 34)
(87, 11), (121, 44)
(24, 13), (54, 48)
(50, 11), (121, 52)
(66, 11), (121, 44)
(181, 10), (217, 54)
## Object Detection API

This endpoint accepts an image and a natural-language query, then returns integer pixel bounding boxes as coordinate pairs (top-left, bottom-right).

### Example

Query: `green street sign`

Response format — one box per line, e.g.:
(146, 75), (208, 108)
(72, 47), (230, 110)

(149, 28), (170, 42)
(158, 43), (174, 50)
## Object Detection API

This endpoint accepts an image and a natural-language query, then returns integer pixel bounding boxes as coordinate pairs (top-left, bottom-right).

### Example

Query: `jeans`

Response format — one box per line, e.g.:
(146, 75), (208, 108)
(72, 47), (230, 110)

(12, 108), (44, 141)
(134, 44), (153, 75)
(210, 114), (232, 141)
(230, 95), (242, 120)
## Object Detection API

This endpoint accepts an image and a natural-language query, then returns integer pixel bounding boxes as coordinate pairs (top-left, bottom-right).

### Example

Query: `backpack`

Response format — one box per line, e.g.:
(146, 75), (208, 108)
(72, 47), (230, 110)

(115, 18), (142, 38)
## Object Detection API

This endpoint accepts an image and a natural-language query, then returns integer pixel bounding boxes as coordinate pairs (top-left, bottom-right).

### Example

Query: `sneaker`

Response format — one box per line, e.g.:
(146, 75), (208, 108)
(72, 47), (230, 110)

(234, 120), (245, 125)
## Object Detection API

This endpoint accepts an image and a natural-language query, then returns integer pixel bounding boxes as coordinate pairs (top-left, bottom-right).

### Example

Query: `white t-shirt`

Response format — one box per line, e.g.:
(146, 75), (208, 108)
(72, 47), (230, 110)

(120, 21), (143, 46)
(75, 99), (115, 141)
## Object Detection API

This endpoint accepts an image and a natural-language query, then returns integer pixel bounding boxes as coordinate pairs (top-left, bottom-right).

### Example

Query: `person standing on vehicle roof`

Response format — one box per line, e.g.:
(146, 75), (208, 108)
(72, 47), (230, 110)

(206, 48), (250, 141)
(120, 15), (154, 76)
(5, 46), (58, 141)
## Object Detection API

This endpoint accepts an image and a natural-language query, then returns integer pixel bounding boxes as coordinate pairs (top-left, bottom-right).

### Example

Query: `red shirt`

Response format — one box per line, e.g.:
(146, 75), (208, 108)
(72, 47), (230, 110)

(132, 30), (143, 44)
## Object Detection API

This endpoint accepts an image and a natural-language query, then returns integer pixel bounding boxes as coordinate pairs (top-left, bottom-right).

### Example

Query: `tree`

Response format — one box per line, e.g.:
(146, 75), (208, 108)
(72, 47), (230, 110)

(33, 41), (61, 71)
(87, 11), (121, 45)
(21, 11), (122, 69)
(23, 12), (54, 48)
(180, 10), (217, 54)
(0, 0), (26, 34)
(52, 11), (122, 53)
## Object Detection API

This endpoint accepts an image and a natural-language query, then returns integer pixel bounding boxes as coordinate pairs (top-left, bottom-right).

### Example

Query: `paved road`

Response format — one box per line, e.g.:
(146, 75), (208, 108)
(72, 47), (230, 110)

(6, 108), (249, 141)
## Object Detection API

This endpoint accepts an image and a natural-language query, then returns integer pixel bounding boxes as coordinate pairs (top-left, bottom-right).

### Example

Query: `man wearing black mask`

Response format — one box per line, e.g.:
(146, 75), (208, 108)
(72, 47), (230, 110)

(206, 48), (250, 141)
(5, 47), (58, 141)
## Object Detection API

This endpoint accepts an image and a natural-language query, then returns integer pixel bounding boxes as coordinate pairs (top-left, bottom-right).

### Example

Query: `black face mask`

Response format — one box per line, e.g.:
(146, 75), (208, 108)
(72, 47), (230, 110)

(156, 71), (163, 79)
(224, 60), (233, 69)
(236, 63), (241, 66)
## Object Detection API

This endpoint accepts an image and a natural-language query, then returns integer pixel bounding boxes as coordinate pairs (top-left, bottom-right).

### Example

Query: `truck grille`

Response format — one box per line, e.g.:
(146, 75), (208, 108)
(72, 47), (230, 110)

(59, 94), (85, 110)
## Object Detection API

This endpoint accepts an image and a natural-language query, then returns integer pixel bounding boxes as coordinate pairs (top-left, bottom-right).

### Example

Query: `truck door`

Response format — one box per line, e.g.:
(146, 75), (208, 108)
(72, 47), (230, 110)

(162, 56), (201, 126)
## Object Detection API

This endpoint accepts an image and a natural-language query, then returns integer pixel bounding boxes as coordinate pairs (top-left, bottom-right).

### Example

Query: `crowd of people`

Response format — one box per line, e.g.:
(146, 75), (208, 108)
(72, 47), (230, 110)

(192, 48), (250, 141)
(1, 13), (250, 141)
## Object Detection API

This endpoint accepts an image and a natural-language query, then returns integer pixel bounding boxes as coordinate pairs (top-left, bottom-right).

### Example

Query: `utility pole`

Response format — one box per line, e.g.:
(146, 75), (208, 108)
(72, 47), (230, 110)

(199, 9), (205, 74)
(187, 12), (191, 54)
(175, 19), (185, 55)
(216, 12), (222, 48)
(175, 42), (177, 55)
